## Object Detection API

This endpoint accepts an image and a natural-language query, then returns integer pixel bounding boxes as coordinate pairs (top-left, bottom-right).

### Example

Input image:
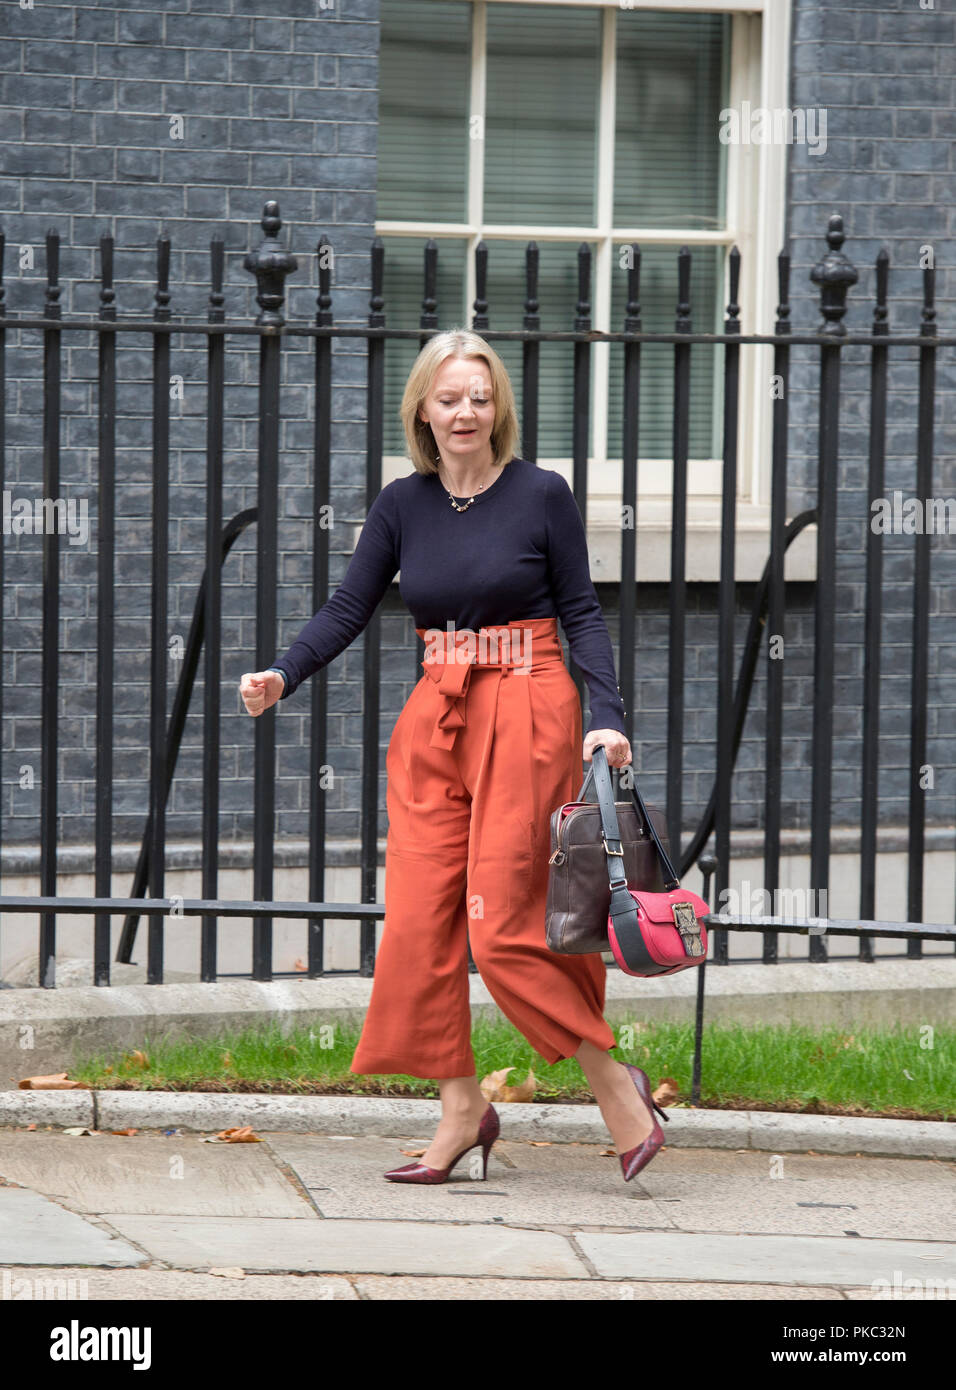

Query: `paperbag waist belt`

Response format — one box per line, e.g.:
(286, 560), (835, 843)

(416, 617), (565, 751)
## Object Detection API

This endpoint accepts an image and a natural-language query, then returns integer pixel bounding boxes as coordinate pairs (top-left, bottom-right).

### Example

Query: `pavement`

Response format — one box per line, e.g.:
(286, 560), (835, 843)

(1, 1097), (954, 1301)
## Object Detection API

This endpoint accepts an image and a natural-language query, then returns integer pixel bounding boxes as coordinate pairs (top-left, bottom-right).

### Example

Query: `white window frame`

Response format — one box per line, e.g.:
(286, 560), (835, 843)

(377, 0), (812, 582)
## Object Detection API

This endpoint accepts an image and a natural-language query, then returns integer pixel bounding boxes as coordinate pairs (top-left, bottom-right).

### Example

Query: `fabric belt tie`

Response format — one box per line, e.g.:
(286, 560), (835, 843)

(416, 623), (557, 752)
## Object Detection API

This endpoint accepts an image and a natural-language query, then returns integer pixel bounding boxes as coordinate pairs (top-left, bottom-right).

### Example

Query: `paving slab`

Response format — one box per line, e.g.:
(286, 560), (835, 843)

(264, 1135), (956, 1240)
(0, 1131), (313, 1218)
(606, 1147), (956, 1242)
(0, 1266), (358, 1299)
(350, 1276), (848, 1300)
(574, 1230), (956, 1289)
(0, 1189), (146, 1268)
(105, 1215), (590, 1278)
(264, 1133), (677, 1228)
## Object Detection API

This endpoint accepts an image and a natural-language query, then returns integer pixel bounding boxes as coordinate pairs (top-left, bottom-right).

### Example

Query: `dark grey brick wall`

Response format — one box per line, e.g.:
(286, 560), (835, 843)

(1, 0), (382, 851)
(777, 0), (956, 836)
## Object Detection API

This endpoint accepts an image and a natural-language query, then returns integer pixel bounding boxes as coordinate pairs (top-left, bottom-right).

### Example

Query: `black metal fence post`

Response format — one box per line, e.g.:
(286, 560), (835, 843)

(201, 237), (225, 983)
(619, 244), (641, 744)
(907, 259), (937, 953)
(860, 249), (889, 962)
(94, 235), (116, 986)
(308, 235), (333, 979)
(360, 237), (385, 977)
(568, 244), (593, 719)
(148, 234), (171, 985)
(39, 230), (61, 989)
(809, 215), (857, 963)
(763, 248), (792, 966)
(244, 201), (298, 983)
(714, 247), (741, 962)
(667, 247), (692, 863)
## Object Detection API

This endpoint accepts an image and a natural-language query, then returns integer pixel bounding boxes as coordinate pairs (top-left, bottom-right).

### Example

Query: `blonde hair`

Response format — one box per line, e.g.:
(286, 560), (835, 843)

(400, 328), (520, 475)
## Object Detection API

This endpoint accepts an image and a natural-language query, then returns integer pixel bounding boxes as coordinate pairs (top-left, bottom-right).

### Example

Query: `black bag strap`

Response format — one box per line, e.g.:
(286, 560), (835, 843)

(575, 745), (680, 892)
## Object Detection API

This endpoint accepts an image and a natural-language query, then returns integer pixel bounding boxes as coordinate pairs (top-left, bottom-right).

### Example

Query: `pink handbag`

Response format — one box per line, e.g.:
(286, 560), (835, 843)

(575, 745), (709, 977)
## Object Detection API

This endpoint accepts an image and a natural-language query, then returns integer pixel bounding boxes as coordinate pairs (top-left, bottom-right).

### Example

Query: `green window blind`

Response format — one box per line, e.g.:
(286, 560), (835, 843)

(614, 11), (729, 230)
(484, 5), (602, 226)
(378, 0), (472, 223)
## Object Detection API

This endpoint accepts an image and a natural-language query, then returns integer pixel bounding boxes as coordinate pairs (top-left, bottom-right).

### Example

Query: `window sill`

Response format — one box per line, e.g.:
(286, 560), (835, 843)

(585, 499), (817, 584)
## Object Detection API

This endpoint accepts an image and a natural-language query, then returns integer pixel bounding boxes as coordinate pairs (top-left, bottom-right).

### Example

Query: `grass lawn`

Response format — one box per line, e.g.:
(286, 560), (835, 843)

(68, 1017), (954, 1122)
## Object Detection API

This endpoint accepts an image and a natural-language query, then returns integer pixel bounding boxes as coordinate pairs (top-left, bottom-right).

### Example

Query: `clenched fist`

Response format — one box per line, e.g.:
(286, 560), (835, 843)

(239, 670), (285, 717)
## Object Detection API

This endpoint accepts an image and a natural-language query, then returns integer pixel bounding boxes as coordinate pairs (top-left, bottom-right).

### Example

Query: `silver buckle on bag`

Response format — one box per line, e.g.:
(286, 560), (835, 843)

(672, 901), (706, 957)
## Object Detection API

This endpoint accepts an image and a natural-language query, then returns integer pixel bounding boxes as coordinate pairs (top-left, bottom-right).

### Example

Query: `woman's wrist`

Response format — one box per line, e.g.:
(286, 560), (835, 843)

(266, 666), (289, 696)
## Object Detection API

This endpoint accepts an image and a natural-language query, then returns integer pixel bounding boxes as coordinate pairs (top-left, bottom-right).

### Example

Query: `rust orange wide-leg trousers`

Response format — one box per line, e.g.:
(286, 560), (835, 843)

(349, 617), (618, 1079)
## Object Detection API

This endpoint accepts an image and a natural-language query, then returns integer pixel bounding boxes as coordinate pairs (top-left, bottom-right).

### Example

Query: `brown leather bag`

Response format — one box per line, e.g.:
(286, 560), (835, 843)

(545, 752), (674, 956)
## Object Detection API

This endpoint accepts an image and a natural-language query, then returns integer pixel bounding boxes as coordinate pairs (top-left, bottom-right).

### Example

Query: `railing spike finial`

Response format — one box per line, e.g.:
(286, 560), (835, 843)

(920, 253), (936, 336)
(45, 228), (61, 320)
(873, 248), (889, 336)
(315, 234), (333, 324)
(675, 246), (692, 332)
(368, 235), (384, 325)
(208, 236), (225, 323)
(726, 245), (741, 333)
(523, 242), (539, 328)
(243, 200), (298, 328)
(624, 243), (641, 332)
(99, 234), (116, 322)
(472, 240), (488, 330)
(810, 212), (858, 337)
(422, 238), (438, 330)
(574, 243), (592, 328)
(154, 233), (171, 321)
(775, 247), (791, 333)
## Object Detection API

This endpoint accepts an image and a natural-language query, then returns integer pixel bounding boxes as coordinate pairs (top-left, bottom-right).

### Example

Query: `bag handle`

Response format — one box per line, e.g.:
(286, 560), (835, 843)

(576, 745), (680, 892)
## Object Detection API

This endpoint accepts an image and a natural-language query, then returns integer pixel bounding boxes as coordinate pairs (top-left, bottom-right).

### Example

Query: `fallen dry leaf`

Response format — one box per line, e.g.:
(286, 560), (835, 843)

(527, 1140), (552, 1147)
(480, 1066), (537, 1102)
(601, 1146), (617, 1157)
(501, 1069), (536, 1103)
(209, 1267), (246, 1279)
(479, 1066), (514, 1101)
(110, 1129), (137, 1137)
(18, 1073), (87, 1090)
(25, 1124), (36, 1132)
(124, 1050), (150, 1070)
(215, 1126), (261, 1143)
(653, 1078), (680, 1109)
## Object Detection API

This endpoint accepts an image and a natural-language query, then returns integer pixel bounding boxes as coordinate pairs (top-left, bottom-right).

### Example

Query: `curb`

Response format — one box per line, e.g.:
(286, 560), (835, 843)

(0, 1091), (953, 1160)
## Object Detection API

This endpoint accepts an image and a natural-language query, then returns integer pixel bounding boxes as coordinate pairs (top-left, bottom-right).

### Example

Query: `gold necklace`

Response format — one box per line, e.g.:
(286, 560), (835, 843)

(437, 457), (499, 512)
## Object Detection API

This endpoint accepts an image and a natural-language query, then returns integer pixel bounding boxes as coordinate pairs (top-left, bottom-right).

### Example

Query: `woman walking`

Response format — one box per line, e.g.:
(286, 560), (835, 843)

(240, 329), (668, 1184)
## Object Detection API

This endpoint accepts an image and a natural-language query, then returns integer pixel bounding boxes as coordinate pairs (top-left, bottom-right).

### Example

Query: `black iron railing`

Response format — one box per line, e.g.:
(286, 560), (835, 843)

(0, 203), (954, 985)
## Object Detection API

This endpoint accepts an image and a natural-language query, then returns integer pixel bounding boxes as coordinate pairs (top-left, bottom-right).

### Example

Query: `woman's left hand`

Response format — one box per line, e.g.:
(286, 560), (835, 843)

(583, 729), (631, 769)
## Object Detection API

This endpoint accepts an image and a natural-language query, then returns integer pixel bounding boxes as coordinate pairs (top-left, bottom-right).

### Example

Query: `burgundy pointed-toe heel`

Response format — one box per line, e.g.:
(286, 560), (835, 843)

(383, 1103), (500, 1184)
(618, 1063), (670, 1183)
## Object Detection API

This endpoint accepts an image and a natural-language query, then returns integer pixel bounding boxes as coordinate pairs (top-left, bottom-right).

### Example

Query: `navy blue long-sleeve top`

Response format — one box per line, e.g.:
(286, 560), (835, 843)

(268, 455), (628, 736)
